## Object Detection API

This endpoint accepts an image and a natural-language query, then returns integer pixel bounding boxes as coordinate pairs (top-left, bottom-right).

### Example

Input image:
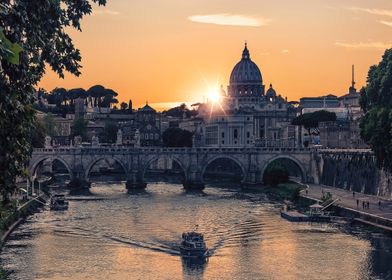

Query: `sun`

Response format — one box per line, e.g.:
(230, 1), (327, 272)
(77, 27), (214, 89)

(208, 87), (221, 103)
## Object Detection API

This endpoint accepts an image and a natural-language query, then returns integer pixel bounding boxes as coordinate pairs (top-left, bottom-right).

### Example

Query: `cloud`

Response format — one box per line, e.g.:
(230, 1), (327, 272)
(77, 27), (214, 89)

(335, 41), (391, 50)
(93, 10), (120, 16)
(188, 14), (269, 27)
(379, 20), (392, 27)
(349, 7), (392, 17)
(281, 49), (290, 54)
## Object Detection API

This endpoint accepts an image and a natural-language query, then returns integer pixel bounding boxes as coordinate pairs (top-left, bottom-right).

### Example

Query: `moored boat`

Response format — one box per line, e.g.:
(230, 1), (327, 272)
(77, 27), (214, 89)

(180, 231), (208, 258)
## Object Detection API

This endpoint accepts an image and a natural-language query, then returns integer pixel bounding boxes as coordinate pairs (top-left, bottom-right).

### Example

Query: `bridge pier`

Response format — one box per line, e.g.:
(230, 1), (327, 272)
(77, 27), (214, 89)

(183, 180), (205, 190)
(183, 170), (205, 190)
(126, 171), (146, 190)
(68, 178), (91, 189)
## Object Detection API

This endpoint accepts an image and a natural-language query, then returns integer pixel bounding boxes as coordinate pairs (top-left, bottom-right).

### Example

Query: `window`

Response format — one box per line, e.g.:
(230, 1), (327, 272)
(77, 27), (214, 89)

(145, 134), (149, 140)
(247, 131), (250, 138)
(234, 129), (238, 139)
(205, 125), (218, 145)
(221, 132), (225, 138)
(150, 133), (153, 140)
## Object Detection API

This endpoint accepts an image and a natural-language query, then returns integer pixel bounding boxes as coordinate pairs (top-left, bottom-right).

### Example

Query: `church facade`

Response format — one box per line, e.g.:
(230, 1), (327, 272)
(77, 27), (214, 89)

(195, 43), (298, 148)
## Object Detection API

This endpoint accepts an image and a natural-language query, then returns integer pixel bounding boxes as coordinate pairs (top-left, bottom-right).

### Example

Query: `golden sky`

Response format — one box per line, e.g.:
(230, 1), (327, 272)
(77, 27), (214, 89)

(39, 0), (392, 110)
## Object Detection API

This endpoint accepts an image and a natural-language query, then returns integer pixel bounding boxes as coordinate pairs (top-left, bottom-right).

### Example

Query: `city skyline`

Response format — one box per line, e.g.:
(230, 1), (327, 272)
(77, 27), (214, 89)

(38, 0), (392, 109)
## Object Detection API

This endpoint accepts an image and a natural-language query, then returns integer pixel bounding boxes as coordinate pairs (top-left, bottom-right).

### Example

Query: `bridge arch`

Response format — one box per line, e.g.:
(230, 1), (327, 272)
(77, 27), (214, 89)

(85, 156), (128, 180)
(261, 155), (306, 183)
(29, 156), (72, 179)
(142, 155), (188, 181)
(201, 155), (247, 183)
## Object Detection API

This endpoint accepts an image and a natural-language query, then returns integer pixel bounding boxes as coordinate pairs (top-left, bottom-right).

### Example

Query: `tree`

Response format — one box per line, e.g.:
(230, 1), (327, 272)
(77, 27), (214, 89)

(87, 85), (106, 107)
(292, 110), (337, 135)
(102, 121), (118, 143)
(263, 162), (289, 187)
(162, 128), (193, 147)
(43, 113), (56, 137)
(360, 49), (392, 172)
(0, 1), (106, 203)
(31, 120), (46, 148)
(120, 102), (128, 111)
(72, 117), (88, 141)
(101, 93), (118, 108)
(163, 103), (197, 118)
(68, 88), (87, 107)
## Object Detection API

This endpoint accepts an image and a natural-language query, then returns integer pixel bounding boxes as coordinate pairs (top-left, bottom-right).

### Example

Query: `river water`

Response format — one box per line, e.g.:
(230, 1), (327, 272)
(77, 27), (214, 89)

(1, 183), (392, 280)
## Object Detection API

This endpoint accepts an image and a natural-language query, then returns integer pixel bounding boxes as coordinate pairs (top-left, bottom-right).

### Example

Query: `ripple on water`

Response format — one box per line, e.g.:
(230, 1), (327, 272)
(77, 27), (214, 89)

(1, 183), (392, 280)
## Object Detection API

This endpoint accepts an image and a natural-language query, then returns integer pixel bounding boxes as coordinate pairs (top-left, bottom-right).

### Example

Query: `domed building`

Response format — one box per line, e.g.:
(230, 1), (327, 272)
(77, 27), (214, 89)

(228, 43), (265, 96)
(194, 43), (299, 148)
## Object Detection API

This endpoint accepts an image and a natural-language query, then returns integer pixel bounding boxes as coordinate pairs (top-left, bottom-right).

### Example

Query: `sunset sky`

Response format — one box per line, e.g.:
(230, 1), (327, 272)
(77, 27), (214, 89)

(39, 0), (392, 110)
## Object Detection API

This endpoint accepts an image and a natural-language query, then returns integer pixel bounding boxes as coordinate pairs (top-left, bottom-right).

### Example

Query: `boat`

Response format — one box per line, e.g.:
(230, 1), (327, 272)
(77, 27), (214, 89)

(180, 231), (208, 258)
(49, 194), (69, 210)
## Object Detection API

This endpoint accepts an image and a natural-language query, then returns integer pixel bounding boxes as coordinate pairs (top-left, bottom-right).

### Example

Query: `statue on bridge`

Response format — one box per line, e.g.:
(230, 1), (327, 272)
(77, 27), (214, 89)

(116, 129), (123, 146)
(91, 135), (99, 147)
(74, 136), (82, 147)
(44, 136), (52, 148)
(134, 129), (141, 147)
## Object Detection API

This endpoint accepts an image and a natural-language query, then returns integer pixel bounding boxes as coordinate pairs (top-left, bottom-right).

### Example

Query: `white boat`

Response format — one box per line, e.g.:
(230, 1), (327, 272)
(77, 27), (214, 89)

(180, 231), (208, 258)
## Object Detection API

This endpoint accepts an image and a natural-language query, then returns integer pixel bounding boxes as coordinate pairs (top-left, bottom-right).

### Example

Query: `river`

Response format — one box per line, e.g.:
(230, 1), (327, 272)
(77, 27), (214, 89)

(1, 183), (392, 280)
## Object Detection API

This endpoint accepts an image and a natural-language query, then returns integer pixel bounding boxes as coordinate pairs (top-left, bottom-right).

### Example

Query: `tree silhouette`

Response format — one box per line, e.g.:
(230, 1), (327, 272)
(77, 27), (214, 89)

(360, 48), (392, 172)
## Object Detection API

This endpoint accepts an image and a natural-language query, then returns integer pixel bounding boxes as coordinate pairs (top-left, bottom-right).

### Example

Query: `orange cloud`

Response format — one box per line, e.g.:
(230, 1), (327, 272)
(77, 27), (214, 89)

(188, 14), (269, 27)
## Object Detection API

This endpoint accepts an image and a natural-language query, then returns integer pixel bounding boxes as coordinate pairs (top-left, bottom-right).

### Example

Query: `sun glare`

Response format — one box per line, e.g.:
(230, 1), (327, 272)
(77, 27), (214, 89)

(208, 88), (221, 103)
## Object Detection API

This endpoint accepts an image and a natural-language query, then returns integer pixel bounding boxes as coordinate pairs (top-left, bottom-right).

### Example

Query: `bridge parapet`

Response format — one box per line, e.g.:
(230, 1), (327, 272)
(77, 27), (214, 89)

(32, 146), (315, 155)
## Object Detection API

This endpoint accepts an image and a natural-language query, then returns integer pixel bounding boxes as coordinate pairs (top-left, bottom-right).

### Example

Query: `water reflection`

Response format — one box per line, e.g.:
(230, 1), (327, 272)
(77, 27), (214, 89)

(1, 183), (392, 280)
(181, 257), (208, 278)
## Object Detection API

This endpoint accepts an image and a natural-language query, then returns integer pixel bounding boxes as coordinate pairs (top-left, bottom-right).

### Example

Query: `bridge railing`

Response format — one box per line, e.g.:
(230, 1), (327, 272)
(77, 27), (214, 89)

(32, 146), (316, 154)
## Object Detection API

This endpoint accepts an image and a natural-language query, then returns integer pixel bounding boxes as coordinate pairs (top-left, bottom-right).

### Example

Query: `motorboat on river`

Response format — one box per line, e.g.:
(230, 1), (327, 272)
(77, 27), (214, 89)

(180, 231), (208, 258)
(50, 194), (69, 211)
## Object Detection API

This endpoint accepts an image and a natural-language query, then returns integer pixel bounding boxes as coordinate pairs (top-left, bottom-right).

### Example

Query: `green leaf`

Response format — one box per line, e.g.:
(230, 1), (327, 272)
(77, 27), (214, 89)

(0, 28), (23, 65)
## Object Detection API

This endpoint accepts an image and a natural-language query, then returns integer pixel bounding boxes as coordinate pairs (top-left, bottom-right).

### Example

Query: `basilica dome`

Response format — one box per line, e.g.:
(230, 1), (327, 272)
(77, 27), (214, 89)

(229, 43), (263, 85)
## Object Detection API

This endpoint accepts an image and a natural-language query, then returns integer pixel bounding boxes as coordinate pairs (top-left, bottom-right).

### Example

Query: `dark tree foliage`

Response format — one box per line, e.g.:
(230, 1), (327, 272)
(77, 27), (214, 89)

(291, 110), (336, 134)
(101, 121), (118, 143)
(163, 103), (198, 118)
(31, 120), (46, 148)
(263, 162), (289, 187)
(120, 102), (128, 111)
(0, 0), (106, 203)
(72, 117), (88, 141)
(359, 49), (392, 172)
(162, 128), (193, 147)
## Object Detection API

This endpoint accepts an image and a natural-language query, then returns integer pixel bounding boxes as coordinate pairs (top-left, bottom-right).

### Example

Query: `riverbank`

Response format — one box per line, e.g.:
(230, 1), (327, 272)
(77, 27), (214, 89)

(242, 181), (305, 202)
(1, 195), (47, 246)
(300, 184), (392, 234)
(0, 195), (48, 279)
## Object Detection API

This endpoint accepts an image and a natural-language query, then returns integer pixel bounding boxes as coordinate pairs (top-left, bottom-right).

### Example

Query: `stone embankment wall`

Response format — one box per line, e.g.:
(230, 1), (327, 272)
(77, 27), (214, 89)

(320, 153), (392, 199)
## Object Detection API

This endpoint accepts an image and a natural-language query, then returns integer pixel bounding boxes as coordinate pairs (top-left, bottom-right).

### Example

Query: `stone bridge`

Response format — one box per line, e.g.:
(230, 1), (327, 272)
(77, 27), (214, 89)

(29, 146), (320, 190)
